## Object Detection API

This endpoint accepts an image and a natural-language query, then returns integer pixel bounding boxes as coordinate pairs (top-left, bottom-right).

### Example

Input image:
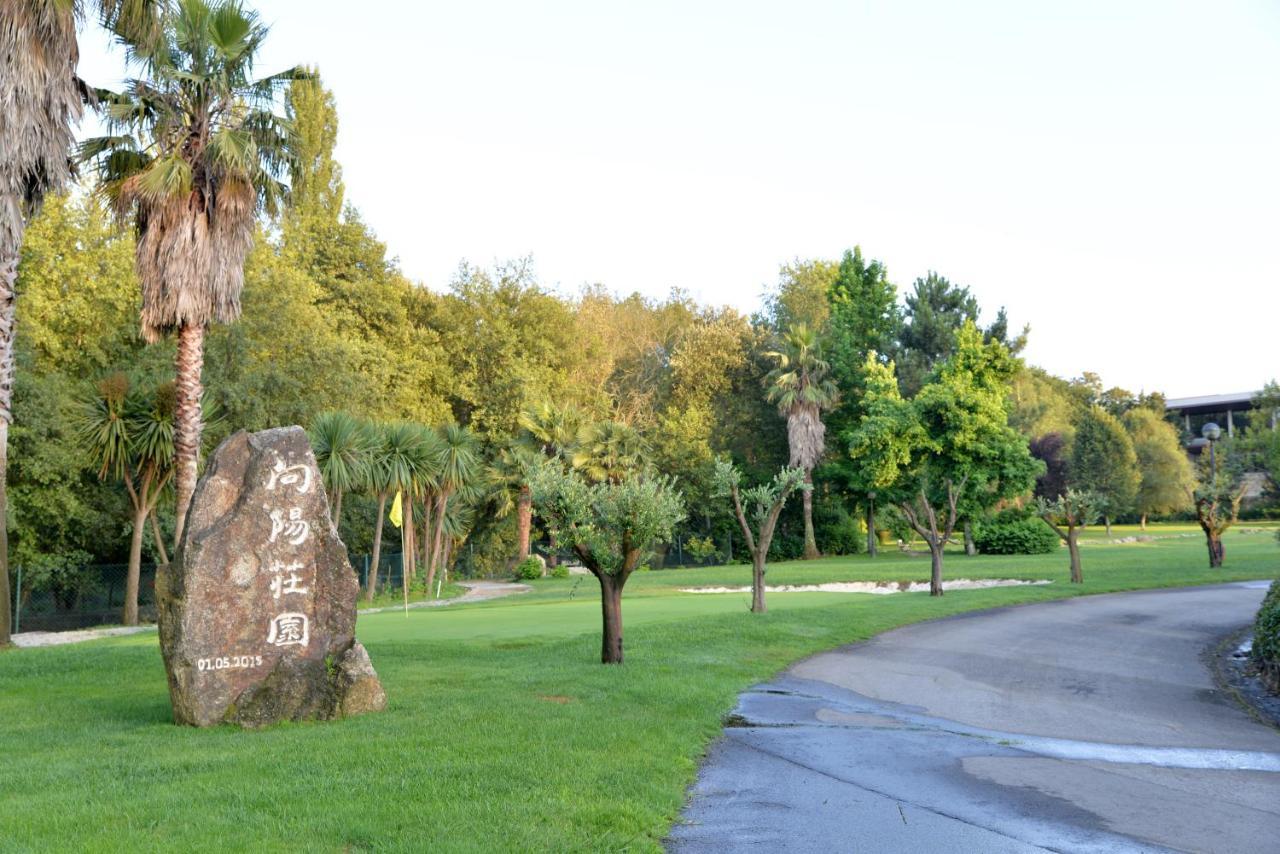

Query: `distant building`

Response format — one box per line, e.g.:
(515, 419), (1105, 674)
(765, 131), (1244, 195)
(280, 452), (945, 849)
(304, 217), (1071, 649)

(1165, 390), (1275, 442)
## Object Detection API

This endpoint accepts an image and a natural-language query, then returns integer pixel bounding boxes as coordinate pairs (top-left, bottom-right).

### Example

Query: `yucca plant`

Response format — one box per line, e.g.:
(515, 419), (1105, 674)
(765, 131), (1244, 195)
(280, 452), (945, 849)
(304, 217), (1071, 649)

(765, 323), (838, 560)
(77, 374), (175, 625)
(79, 0), (311, 551)
(425, 423), (480, 593)
(308, 411), (371, 526)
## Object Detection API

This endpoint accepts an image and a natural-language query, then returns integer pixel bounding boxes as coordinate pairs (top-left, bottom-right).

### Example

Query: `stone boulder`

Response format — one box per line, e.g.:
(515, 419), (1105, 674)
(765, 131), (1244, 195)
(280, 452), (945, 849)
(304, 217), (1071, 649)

(157, 426), (386, 728)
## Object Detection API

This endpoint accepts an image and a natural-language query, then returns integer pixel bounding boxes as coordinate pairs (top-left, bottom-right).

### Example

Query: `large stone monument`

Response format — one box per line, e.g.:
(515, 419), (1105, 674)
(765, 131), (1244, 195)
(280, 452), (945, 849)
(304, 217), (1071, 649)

(157, 426), (386, 727)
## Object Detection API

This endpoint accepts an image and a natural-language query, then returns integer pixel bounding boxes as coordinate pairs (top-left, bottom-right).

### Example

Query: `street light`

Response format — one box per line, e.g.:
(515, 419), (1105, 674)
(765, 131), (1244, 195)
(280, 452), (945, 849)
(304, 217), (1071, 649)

(1202, 421), (1221, 483)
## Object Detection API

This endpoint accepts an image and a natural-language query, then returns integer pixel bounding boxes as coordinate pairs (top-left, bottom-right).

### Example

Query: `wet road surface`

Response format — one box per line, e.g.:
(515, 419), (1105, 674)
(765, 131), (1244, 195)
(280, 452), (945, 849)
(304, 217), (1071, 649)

(668, 582), (1280, 853)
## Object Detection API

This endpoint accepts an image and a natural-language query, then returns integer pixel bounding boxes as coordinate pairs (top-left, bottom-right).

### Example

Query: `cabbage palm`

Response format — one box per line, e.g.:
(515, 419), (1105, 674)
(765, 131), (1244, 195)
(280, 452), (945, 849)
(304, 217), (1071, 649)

(77, 374), (175, 625)
(376, 423), (439, 606)
(0, 0), (161, 643)
(361, 422), (397, 601)
(308, 410), (371, 526)
(80, 0), (310, 551)
(765, 323), (838, 560)
(425, 423), (480, 592)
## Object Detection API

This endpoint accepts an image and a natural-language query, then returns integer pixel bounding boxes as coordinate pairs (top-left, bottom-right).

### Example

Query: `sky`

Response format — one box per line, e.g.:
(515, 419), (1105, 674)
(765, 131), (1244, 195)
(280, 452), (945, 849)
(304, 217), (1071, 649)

(75, 1), (1280, 399)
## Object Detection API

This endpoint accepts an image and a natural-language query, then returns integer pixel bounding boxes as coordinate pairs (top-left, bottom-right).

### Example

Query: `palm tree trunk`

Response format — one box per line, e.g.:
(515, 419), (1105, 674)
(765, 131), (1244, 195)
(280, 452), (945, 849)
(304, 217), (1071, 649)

(172, 323), (205, 552)
(427, 495), (447, 593)
(516, 485), (532, 561)
(0, 242), (17, 645)
(402, 498), (415, 601)
(149, 511), (170, 566)
(801, 469), (818, 560)
(124, 505), (147, 626)
(368, 493), (386, 602)
(331, 489), (343, 527)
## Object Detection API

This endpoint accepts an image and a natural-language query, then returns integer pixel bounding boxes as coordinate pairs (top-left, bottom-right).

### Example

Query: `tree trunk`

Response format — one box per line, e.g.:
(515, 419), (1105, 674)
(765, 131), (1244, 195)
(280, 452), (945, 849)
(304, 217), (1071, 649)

(172, 323), (205, 552)
(124, 505), (147, 626)
(402, 499), (415, 603)
(1207, 532), (1224, 568)
(547, 530), (558, 569)
(516, 485), (532, 562)
(0, 243), (17, 645)
(1104, 515), (1112, 536)
(866, 498), (877, 558)
(963, 521), (976, 556)
(331, 489), (343, 527)
(929, 541), (944, 596)
(368, 493), (386, 601)
(1067, 531), (1083, 584)
(1140, 514), (1147, 532)
(599, 573), (625, 664)
(426, 496), (447, 593)
(801, 469), (819, 560)
(751, 551), (767, 613)
(149, 511), (169, 566)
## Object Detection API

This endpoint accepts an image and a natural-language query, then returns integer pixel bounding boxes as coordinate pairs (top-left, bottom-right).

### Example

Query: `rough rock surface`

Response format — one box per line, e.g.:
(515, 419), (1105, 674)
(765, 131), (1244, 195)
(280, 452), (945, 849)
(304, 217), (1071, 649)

(157, 426), (386, 727)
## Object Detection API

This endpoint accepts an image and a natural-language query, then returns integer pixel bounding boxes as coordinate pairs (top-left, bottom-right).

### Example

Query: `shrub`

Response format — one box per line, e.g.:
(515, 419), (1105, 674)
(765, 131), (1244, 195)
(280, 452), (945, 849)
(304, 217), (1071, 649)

(514, 556), (544, 581)
(973, 509), (1058, 555)
(550, 564), (570, 579)
(684, 535), (718, 564)
(1252, 579), (1280, 693)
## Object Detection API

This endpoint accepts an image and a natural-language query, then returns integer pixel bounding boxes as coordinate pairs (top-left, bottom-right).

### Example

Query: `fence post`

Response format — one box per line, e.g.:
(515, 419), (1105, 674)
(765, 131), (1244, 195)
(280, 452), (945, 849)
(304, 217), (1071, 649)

(12, 564), (20, 634)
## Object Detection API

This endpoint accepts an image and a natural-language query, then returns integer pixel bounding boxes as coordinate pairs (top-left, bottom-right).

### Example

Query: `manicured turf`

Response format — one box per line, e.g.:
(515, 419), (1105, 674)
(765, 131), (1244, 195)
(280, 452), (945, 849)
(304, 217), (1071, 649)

(2, 526), (1277, 852)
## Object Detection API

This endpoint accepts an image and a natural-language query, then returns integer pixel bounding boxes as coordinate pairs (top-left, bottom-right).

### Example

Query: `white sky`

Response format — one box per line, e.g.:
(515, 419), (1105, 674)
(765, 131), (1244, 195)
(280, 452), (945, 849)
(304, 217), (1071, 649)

(76, 1), (1280, 398)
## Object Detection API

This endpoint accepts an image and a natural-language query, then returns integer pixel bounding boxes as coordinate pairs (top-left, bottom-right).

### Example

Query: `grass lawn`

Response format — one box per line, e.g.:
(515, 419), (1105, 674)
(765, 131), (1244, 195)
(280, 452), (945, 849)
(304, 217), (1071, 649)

(2, 525), (1277, 852)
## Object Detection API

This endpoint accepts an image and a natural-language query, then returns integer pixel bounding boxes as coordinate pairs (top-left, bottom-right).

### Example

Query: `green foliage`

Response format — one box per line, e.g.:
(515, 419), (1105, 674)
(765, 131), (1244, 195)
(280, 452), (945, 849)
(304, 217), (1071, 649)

(1123, 407), (1194, 519)
(684, 535), (719, 564)
(308, 411), (372, 501)
(764, 258), (838, 332)
(1251, 579), (1280, 690)
(1070, 406), (1140, 519)
(973, 509), (1058, 555)
(550, 563), (570, 579)
(515, 556), (544, 581)
(529, 461), (684, 576)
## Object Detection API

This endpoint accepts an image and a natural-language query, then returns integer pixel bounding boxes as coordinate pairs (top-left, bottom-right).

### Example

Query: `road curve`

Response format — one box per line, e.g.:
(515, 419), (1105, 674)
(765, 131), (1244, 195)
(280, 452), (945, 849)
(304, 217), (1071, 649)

(668, 582), (1280, 853)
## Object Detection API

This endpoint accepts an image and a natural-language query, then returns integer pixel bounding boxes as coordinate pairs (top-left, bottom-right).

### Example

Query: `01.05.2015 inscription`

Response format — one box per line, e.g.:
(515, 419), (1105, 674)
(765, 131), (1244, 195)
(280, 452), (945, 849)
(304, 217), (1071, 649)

(197, 654), (264, 672)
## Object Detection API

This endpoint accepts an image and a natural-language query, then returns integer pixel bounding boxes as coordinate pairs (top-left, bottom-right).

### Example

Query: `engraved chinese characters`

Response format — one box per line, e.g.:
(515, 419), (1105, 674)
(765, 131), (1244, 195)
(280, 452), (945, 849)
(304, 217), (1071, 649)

(156, 427), (386, 728)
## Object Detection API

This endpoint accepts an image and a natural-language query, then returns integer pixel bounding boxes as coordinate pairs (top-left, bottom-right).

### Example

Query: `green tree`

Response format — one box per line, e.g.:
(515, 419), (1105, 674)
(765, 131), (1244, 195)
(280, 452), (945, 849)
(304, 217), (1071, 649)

(81, 0), (311, 549)
(77, 374), (174, 625)
(0, 0), (161, 644)
(713, 460), (807, 613)
(308, 411), (371, 526)
(1070, 406), (1140, 533)
(763, 258), (838, 332)
(764, 324), (837, 560)
(1123, 407), (1194, 528)
(1190, 438), (1249, 568)
(1037, 489), (1102, 583)
(825, 247), (898, 391)
(529, 460), (684, 663)
(424, 423), (480, 593)
(842, 354), (920, 556)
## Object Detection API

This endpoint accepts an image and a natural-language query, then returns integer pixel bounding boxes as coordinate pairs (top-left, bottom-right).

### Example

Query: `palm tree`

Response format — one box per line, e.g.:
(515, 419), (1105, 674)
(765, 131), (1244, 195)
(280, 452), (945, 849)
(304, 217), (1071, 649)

(0, 0), (161, 644)
(425, 423), (480, 594)
(361, 422), (397, 601)
(489, 441), (538, 562)
(572, 420), (646, 485)
(77, 373), (175, 625)
(765, 323), (838, 560)
(375, 423), (438, 606)
(80, 0), (310, 551)
(308, 411), (371, 526)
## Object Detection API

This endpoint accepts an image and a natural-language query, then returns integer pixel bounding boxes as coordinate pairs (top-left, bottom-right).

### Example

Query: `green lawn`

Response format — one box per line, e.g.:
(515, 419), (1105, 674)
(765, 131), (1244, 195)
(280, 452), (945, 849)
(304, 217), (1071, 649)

(2, 525), (1277, 852)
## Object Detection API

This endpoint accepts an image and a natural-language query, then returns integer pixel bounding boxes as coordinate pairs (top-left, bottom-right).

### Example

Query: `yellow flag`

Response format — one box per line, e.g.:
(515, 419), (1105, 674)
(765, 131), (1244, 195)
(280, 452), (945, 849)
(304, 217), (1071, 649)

(389, 490), (403, 529)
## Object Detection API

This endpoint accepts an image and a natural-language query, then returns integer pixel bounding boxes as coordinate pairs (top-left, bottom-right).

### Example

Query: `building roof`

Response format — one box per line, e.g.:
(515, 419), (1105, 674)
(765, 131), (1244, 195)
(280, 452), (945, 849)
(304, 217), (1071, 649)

(1165, 391), (1260, 411)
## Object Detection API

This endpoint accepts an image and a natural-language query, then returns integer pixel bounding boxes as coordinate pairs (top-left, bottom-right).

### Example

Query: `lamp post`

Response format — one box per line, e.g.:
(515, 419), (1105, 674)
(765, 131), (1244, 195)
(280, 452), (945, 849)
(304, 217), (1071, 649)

(1202, 421), (1221, 484)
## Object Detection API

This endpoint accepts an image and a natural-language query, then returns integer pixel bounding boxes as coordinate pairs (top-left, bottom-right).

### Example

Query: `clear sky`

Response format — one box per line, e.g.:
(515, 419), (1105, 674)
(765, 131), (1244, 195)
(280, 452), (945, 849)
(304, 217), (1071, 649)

(75, 1), (1280, 398)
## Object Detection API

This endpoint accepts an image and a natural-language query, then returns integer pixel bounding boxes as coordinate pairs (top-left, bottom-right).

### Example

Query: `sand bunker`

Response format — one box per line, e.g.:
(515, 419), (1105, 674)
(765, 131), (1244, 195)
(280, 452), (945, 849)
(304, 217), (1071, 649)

(680, 578), (1052, 595)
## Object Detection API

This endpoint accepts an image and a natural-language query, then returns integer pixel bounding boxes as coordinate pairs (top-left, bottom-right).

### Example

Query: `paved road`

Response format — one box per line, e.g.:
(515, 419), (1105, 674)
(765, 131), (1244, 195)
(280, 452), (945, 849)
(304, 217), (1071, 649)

(669, 582), (1280, 853)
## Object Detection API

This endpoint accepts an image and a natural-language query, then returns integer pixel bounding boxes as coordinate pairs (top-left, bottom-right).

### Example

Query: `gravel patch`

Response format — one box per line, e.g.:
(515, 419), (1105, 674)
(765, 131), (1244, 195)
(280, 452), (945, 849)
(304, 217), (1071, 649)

(680, 578), (1053, 595)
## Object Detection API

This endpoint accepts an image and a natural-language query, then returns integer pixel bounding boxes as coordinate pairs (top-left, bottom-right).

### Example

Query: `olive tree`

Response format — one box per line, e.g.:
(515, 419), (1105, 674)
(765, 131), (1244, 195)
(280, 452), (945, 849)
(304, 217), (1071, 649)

(713, 459), (807, 613)
(1037, 489), (1102, 583)
(530, 461), (684, 663)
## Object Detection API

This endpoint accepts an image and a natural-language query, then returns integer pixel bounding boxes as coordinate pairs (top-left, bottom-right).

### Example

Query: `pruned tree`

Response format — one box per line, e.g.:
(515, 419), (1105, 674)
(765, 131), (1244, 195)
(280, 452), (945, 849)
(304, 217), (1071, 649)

(713, 459), (807, 613)
(1037, 489), (1102, 583)
(529, 461), (683, 663)
(1189, 439), (1249, 568)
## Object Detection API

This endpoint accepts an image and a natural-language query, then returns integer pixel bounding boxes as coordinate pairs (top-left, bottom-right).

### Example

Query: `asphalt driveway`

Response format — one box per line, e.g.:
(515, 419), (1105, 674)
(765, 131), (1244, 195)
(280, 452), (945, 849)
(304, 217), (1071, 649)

(668, 582), (1280, 853)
